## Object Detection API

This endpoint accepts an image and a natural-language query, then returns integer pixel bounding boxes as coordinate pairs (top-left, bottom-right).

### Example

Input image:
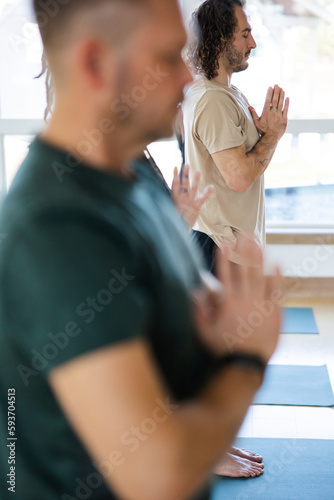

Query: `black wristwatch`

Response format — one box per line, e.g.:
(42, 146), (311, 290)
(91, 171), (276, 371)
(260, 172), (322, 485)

(220, 352), (267, 380)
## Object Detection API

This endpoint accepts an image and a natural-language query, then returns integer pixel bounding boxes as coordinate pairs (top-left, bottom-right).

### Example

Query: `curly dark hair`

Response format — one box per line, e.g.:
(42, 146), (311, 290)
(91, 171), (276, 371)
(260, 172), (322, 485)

(187, 0), (246, 80)
(35, 51), (54, 122)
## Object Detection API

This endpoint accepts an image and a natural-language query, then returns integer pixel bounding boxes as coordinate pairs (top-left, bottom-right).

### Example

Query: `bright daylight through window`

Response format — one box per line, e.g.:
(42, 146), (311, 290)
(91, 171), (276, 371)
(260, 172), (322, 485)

(0, 0), (334, 226)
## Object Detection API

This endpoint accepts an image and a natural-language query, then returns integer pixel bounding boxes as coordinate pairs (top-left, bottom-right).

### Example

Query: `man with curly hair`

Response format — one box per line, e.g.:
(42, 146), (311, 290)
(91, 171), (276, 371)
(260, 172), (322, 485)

(183, 0), (289, 270)
(182, 0), (289, 479)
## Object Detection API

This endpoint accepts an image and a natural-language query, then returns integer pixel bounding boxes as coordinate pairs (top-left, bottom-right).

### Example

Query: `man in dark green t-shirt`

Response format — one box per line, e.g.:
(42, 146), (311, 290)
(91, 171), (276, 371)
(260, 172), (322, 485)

(0, 1), (282, 499)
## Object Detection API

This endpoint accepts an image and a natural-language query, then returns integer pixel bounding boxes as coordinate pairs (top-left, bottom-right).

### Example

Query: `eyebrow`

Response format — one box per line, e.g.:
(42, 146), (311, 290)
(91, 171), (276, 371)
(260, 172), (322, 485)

(242, 28), (252, 33)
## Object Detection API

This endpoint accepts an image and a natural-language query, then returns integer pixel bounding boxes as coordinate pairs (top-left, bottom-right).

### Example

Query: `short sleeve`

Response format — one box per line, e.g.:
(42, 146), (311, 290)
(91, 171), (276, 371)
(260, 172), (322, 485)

(194, 90), (246, 154)
(3, 213), (153, 374)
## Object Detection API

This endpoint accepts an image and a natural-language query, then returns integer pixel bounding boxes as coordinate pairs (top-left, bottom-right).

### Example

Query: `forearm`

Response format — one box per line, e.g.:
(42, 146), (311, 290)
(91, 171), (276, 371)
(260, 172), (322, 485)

(126, 364), (262, 500)
(51, 340), (268, 500)
(246, 131), (279, 180)
(228, 132), (278, 192)
(215, 85), (289, 192)
(212, 134), (279, 193)
(174, 365), (262, 468)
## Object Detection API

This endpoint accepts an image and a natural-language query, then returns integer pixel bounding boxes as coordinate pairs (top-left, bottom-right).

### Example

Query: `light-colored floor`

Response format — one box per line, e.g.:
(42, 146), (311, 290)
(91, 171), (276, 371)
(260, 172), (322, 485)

(238, 297), (334, 440)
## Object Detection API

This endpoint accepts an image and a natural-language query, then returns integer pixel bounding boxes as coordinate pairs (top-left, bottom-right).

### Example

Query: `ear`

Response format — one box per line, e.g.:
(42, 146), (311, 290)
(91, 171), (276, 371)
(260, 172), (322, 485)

(75, 38), (115, 92)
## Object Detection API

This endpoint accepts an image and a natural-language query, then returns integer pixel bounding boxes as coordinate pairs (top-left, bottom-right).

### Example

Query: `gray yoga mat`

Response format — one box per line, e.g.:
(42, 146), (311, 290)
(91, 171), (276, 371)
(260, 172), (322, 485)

(254, 364), (334, 407)
(211, 437), (334, 500)
(281, 307), (319, 334)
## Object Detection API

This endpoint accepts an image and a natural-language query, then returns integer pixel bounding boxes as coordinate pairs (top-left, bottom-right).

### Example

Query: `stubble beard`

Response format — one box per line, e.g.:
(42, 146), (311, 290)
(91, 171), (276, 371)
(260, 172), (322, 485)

(225, 42), (249, 73)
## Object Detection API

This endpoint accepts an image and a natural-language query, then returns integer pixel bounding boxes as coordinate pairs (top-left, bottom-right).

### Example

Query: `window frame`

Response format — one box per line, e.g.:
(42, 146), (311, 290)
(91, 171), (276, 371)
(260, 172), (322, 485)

(1, 118), (334, 239)
(0, 118), (43, 201)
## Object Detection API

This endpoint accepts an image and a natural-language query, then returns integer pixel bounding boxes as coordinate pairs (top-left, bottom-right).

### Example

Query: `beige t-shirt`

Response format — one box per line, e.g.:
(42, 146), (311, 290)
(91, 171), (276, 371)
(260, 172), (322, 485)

(183, 75), (265, 264)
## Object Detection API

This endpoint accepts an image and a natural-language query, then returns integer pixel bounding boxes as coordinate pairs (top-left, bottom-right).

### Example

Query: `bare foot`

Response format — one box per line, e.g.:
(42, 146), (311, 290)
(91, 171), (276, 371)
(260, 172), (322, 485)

(230, 446), (263, 463)
(213, 453), (264, 478)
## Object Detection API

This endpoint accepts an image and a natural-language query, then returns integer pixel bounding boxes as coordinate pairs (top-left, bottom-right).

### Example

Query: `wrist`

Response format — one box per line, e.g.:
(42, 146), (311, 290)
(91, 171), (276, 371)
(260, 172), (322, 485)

(259, 130), (279, 144)
(223, 363), (264, 390)
(218, 352), (267, 384)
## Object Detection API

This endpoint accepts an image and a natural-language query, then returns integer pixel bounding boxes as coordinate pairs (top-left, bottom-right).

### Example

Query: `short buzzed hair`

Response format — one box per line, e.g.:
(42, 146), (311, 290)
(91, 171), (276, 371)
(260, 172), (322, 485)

(33, 0), (148, 50)
(187, 0), (246, 80)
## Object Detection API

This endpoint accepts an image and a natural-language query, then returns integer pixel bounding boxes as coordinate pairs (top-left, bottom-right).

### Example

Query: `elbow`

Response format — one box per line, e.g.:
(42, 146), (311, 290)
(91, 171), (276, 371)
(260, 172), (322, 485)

(138, 461), (205, 500)
(113, 472), (201, 500)
(107, 444), (205, 500)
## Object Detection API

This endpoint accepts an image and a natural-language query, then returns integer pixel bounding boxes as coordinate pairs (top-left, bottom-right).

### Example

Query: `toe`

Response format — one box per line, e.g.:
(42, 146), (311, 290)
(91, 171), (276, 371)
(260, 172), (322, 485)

(239, 448), (263, 462)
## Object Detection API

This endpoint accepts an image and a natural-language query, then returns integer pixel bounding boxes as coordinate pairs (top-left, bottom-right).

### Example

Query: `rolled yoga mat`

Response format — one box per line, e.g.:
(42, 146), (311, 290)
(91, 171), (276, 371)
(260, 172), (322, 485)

(254, 364), (334, 407)
(211, 437), (334, 500)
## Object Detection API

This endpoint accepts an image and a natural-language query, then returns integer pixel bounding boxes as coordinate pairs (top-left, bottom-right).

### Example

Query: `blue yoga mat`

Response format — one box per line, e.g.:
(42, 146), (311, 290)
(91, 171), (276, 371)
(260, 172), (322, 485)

(254, 364), (334, 407)
(211, 437), (334, 500)
(281, 307), (319, 334)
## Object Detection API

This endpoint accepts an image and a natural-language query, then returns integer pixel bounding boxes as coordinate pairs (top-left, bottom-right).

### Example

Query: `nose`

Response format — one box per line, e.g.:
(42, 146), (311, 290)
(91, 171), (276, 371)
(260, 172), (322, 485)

(249, 33), (257, 50)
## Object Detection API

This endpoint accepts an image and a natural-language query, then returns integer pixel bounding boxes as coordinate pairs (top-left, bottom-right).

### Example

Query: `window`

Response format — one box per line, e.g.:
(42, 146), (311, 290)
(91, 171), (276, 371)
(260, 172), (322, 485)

(157, 0), (334, 227)
(4, 135), (33, 186)
(232, 0), (334, 226)
(0, 1), (44, 119)
(0, 0), (44, 199)
(1, 0), (334, 229)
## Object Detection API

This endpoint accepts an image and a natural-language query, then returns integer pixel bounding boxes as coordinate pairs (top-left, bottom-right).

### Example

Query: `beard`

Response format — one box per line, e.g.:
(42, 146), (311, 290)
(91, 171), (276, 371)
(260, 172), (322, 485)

(225, 43), (250, 73)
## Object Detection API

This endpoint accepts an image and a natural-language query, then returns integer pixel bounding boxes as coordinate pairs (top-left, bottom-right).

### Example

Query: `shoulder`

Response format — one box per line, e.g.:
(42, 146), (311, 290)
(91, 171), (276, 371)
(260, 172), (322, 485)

(229, 85), (251, 106)
(192, 83), (241, 125)
(0, 163), (142, 276)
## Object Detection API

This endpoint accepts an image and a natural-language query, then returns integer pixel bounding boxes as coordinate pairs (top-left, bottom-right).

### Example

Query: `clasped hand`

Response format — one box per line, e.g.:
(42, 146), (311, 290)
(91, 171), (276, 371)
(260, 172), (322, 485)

(249, 85), (289, 141)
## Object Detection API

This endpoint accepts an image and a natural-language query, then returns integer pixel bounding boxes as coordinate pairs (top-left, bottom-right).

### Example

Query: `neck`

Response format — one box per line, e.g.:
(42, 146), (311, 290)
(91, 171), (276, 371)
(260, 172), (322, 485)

(40, 97), (143, 177)
(211, 59), (233, 87)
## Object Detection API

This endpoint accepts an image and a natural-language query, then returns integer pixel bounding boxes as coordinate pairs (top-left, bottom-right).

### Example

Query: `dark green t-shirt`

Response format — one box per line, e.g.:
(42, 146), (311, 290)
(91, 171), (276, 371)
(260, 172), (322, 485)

(0, 139), (216, 500)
